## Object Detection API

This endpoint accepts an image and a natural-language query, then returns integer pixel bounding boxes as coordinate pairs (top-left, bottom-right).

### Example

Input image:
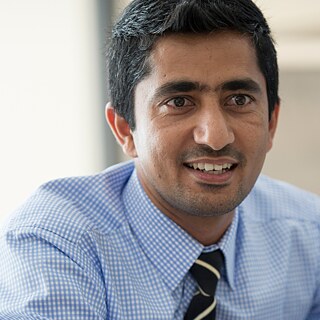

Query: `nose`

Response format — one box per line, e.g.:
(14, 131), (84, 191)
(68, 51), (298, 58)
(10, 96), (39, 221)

(193, 107), (235, 150)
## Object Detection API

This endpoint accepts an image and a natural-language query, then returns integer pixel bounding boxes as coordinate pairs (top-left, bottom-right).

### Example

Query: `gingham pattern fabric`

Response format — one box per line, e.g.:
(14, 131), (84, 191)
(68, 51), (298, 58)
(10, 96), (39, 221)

(0, 160), (320, 319)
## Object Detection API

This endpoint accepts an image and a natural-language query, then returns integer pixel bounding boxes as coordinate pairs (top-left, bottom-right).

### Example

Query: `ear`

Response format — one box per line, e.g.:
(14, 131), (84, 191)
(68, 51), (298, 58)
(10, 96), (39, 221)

(105, 103), (137, 158)
(267, 102), (280, 152)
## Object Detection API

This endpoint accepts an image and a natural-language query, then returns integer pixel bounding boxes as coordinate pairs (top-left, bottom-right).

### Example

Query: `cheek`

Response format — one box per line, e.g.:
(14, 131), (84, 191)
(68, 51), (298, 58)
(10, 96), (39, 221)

(145, 128), (184, 174)
(248, 128), (271, 162)
(133, 127), (165, 166)
(236, 117), (270, 156)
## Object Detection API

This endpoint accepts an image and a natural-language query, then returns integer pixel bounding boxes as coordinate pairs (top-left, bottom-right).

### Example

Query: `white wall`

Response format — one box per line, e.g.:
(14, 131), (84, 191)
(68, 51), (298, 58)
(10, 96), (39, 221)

(263, 71), (320, 195)
(259, 0), (320, 194)
(0, 0), (110, 224)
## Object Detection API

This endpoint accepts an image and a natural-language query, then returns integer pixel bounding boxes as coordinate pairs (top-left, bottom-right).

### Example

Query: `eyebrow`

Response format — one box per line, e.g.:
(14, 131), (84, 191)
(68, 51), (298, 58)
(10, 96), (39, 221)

(153, 81), (206, 101)
(152, 78), (262, 102)
(219, 79), (262, 93)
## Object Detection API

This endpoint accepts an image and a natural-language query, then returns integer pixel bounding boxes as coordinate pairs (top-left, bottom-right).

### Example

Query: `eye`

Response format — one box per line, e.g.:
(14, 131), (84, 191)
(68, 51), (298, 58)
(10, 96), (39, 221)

(165, 96), (194, 108)
(226, 94), (253, 107)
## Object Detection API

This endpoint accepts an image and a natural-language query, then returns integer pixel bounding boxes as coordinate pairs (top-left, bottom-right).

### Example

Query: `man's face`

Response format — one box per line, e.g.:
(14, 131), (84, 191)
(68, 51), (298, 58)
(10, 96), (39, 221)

(119, 32), (278, 220)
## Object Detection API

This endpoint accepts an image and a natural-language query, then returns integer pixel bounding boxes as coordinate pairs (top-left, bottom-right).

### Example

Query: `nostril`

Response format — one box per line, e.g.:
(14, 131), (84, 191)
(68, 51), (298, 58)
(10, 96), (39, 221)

(193, 128), (235, 151)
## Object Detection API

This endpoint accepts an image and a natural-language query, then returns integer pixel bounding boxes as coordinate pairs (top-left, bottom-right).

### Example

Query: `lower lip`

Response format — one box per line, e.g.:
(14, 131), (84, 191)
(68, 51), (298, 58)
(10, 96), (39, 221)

(185, 166), (235, 184)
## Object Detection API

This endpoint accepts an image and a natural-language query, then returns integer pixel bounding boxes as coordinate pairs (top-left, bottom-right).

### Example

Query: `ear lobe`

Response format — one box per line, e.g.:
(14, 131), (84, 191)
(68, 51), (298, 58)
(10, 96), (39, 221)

(105, 103), (137, 158)
(267, 103), (280, 152)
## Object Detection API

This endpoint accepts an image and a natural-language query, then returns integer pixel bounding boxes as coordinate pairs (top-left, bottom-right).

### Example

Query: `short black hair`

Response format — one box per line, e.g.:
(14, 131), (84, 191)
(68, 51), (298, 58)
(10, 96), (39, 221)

(108, 0), (279, 130)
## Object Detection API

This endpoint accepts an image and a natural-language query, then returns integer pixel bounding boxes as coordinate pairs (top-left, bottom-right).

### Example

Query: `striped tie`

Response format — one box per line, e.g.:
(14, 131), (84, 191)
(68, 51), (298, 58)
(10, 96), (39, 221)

(184, 250), (224, 320)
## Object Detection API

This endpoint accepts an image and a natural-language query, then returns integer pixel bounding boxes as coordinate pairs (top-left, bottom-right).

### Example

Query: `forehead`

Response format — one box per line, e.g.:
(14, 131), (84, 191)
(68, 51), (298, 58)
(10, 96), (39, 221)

(145, 31), (264, 87)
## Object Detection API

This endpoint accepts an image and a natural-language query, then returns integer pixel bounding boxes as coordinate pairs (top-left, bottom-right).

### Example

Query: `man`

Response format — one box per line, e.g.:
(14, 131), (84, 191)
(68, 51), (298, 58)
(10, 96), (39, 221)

(0, 0), (319, 319)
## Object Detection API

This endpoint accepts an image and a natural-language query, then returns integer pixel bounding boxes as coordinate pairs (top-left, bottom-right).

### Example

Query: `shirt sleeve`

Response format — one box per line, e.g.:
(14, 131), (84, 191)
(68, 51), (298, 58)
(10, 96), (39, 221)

(0, 226), (107, 319)
(306, 239), (320, 320)
(307, 293), (320, 320)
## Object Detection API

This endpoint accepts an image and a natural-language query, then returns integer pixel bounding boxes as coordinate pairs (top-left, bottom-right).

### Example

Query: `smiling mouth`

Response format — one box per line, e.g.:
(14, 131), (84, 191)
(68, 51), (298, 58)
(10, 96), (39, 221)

(185, 162), (237, 175)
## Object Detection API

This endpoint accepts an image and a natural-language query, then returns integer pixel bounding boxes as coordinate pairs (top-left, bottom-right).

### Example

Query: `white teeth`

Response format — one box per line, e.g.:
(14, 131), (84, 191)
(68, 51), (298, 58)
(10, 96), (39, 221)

(198, 163), (205, 170)
(205, 163), (214, 171)
(188, 162), (233, 172)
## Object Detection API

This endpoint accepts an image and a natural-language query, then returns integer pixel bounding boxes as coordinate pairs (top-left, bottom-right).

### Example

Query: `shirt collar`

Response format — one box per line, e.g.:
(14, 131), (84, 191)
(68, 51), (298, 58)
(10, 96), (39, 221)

(122, 169), (238, 291)
(199, 209), (238, 291)
(216, 209), (238, 290)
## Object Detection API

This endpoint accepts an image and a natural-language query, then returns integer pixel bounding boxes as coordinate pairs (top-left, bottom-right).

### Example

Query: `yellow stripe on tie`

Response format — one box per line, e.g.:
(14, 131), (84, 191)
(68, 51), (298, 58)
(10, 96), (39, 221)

(194, 298), (217, 320)
(195, 259), (221, 280)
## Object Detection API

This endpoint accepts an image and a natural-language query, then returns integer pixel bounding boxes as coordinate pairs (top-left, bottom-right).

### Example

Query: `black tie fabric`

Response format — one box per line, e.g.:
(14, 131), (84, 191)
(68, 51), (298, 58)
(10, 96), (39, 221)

(184, 250), (224, 320)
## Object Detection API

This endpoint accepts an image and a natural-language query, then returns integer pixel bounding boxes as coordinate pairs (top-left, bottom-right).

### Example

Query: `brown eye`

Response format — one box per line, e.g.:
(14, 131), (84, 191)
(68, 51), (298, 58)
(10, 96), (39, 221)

(226, 94), (253, 107)
(173, 97), (186, 107)
(234, 95), (247, 105)
(165, 96), (194, 108)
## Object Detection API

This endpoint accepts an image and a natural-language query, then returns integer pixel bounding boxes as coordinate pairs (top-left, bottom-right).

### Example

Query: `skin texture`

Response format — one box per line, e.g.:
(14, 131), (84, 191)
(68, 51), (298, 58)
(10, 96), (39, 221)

(107, 31), (279, 245)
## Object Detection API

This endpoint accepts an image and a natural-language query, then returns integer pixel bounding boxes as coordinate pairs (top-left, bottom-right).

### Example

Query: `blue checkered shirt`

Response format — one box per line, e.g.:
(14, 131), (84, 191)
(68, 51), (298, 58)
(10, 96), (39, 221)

(0, 161), (320, 319)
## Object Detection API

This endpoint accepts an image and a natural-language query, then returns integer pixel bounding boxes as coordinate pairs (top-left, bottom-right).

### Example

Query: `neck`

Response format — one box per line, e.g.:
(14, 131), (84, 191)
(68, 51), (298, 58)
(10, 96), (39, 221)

(135, 165), (235, 245)
(167, 211), (235, 246)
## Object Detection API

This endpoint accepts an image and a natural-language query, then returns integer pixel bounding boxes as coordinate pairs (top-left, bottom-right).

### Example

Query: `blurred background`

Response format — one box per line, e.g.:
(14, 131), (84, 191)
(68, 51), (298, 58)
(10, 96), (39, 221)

(0, 0), (319, 225)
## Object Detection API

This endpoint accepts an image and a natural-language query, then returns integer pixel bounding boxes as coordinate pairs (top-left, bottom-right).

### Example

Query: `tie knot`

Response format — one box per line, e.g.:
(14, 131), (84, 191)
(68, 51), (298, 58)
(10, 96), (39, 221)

(190, 249), (224, 296)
